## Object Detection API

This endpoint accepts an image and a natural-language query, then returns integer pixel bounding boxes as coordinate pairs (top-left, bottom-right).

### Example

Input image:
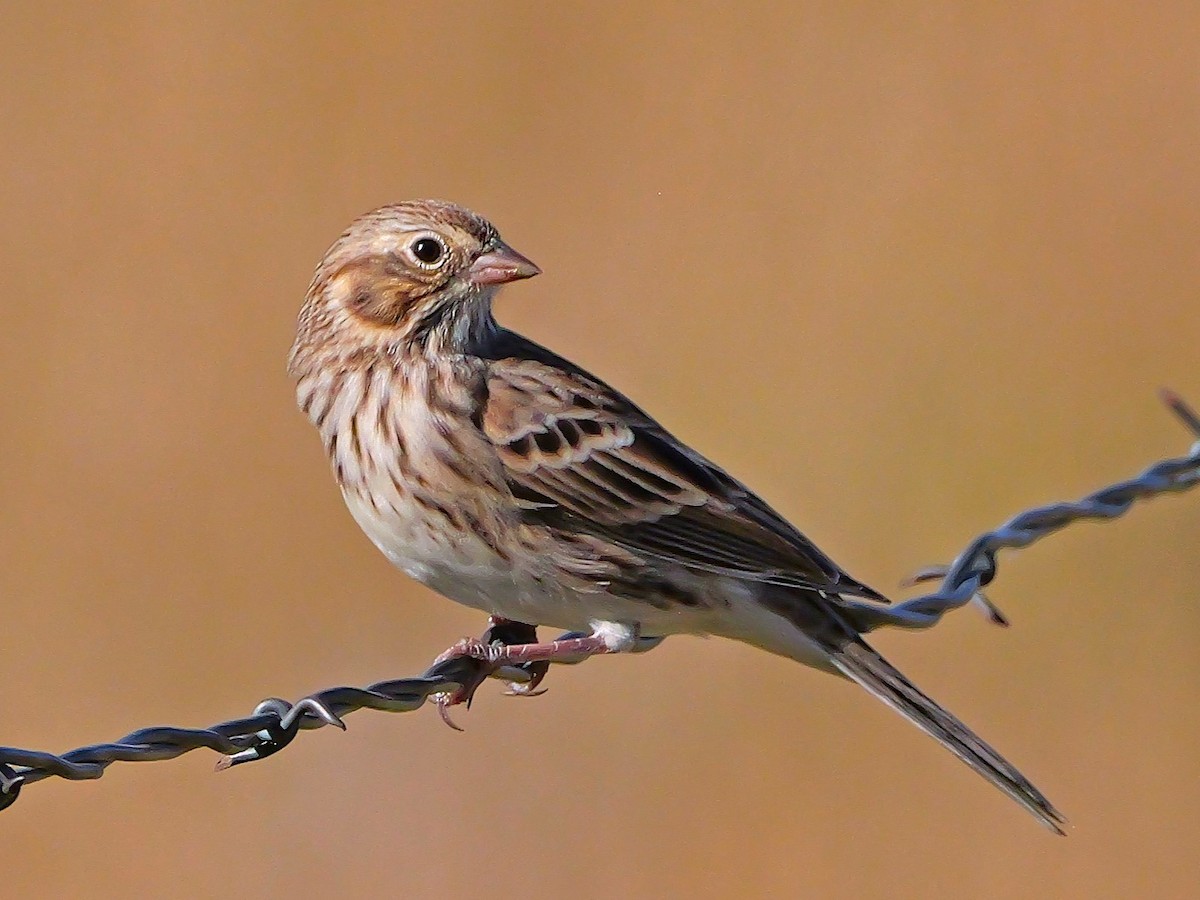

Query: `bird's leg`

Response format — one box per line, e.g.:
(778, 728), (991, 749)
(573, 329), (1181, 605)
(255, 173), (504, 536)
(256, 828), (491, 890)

(430, 619), (638, 730)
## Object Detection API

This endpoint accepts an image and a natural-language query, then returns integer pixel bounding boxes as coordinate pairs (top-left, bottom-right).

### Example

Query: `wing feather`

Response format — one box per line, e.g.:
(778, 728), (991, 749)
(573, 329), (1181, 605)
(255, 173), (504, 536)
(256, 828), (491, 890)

(479, 331), (886, 602)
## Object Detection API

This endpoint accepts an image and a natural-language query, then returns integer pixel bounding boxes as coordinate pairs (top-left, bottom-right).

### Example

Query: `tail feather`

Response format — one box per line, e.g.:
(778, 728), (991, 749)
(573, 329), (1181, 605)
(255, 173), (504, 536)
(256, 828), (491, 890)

(831, 640), (1067, 835)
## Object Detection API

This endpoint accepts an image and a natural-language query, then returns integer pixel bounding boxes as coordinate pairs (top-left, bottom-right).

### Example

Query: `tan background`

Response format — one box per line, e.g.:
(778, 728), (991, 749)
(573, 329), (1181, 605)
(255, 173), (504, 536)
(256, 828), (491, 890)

(2, 4), (1198, 898)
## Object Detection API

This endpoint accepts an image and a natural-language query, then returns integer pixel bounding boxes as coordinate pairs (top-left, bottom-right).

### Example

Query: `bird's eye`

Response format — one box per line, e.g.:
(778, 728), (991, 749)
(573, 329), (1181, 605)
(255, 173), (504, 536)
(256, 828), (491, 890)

(410, 236), (446, 266)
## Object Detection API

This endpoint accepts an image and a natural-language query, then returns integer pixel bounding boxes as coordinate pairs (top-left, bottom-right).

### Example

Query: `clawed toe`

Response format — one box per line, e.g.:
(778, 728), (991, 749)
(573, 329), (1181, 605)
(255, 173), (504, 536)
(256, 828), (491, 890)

(499, 657), (549, 700)
(503, 683), (548, 698)
(503, 660), (551, 697)
(431, 668), (490, 731)
(434, 691), (469, 731)
(429, 631), (517, 730)
(430, 643), (496, 731)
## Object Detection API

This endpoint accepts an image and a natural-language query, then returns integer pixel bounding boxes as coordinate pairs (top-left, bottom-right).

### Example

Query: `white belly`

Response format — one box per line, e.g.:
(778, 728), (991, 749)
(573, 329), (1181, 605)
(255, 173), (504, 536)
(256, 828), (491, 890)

(343, 480), (727, 636)
(341, 481), (593, 631)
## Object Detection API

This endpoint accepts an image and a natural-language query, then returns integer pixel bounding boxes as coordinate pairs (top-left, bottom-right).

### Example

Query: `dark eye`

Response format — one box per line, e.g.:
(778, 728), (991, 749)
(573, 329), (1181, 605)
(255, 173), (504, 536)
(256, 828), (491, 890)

(411, 236), (445, 266)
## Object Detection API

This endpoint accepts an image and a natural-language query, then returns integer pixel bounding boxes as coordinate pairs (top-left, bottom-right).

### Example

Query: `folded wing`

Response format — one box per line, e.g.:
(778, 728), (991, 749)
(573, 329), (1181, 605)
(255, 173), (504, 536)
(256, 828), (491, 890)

(479, 331), (886, 601)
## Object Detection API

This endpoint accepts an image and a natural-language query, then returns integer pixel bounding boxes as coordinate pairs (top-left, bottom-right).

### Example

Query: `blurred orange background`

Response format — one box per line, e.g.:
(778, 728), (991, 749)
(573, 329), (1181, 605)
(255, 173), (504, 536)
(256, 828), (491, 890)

(2, 4), (1198, 898)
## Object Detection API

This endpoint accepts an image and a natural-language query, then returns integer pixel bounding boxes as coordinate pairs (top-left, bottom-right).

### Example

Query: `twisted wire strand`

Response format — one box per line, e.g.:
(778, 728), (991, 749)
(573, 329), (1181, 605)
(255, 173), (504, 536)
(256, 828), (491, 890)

(2, 393), (1196, 813)
(846, 388), (1200, 632)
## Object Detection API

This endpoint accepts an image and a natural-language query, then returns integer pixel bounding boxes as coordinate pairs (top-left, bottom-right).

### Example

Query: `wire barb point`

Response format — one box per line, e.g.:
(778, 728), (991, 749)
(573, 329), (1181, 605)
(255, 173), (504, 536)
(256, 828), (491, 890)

(1161, 387), (1200, 437)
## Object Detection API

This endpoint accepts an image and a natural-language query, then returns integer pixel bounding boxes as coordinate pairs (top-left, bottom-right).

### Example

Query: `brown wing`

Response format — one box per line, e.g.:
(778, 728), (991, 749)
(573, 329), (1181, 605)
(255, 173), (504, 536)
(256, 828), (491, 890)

(478, 331), (886, 601)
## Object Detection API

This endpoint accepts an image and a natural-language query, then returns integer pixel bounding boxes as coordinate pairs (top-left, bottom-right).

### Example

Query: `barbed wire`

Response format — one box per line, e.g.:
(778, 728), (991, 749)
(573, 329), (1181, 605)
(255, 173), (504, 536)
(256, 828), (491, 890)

(1, 391), (1197, 814)
(844, 388), (1200, 632)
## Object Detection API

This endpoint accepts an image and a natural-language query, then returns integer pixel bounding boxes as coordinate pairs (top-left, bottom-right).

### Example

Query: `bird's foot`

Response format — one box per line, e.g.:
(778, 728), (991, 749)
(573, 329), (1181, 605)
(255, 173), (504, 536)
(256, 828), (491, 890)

(428, 618), (628, 730)
(428, 634), (502, 731)
(429, 618), (548, 729)
(479, 618), (551, 697)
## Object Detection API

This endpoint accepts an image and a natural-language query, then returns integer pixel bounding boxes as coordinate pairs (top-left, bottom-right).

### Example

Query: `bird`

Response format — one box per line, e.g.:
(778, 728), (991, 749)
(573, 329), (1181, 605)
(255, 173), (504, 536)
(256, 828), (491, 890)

(287, 199), (1066, 834)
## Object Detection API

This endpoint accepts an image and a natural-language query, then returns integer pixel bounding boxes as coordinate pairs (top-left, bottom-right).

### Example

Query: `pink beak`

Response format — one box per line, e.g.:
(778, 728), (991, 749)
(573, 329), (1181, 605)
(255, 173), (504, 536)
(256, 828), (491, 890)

(467, 242), (541, 286)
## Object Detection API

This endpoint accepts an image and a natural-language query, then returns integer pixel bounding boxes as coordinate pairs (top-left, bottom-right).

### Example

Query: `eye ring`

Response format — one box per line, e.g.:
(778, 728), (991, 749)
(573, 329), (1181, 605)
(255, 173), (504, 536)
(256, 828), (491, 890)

(409, 234), (447, 267)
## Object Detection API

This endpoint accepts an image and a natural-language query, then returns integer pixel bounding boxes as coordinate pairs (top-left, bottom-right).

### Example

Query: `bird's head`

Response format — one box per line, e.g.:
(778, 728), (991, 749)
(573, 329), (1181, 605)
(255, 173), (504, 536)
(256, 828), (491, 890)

(290, 200), (539, 369)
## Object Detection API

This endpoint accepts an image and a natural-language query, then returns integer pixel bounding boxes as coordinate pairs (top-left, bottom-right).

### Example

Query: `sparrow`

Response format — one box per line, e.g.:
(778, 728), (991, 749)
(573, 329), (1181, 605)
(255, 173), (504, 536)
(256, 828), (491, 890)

(287, 200), (1065, 834)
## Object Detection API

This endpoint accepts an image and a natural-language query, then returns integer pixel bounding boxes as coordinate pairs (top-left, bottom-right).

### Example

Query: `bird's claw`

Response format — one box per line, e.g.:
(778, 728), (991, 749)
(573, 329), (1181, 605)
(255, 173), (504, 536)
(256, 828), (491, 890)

(434, 692), (468, 731)
(428, 638), (498, 731)
(502, 659), (550, 697)
(431, 672), (489, 731)
(504, 685), (548, 698)
(504, 679), (549, 697)
(429, 619), (552, 728)
(429, 634), (516, 730)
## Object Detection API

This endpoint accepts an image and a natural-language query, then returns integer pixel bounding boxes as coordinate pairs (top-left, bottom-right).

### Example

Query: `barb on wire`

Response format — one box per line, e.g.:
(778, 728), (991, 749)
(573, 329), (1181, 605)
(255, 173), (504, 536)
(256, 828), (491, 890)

(2, 391), (1197, 814)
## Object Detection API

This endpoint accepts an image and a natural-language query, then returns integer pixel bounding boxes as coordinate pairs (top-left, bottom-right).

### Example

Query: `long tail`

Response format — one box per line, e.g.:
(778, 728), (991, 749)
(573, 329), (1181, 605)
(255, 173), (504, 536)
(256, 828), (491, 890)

(830, 639), (1067, 834)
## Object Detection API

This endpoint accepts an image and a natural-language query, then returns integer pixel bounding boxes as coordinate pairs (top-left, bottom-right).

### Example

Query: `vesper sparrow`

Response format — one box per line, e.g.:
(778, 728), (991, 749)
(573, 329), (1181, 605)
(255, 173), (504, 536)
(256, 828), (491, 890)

(288, 200), (1065, 833)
